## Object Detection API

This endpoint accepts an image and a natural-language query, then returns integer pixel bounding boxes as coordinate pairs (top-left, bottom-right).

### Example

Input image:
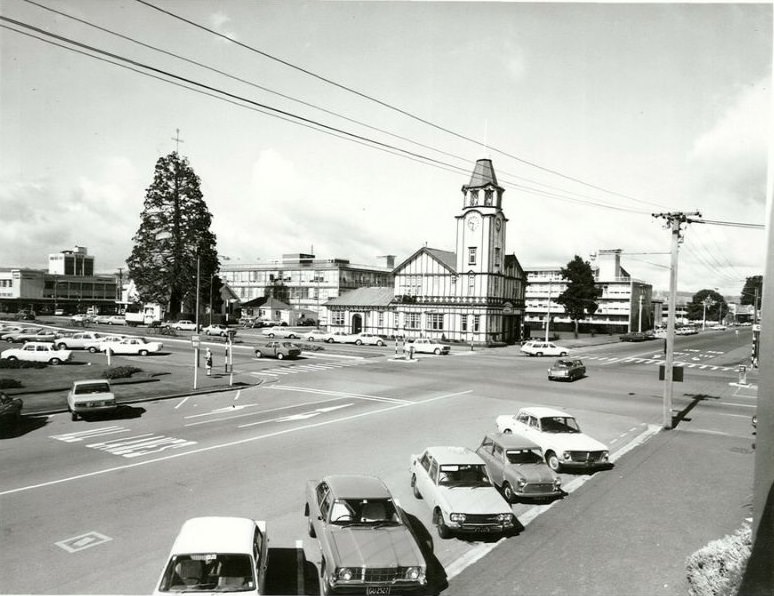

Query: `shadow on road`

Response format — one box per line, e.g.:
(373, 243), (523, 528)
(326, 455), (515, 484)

(672, 393), (721, 428)
(0, 413), (49, 438)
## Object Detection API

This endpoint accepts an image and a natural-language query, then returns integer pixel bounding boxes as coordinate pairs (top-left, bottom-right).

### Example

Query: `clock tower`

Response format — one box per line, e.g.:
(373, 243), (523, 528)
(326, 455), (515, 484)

(455, 159), (507, 280)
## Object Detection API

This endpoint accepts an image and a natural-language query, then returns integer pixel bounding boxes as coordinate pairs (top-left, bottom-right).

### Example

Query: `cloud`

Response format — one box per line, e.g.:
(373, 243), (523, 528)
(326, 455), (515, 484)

(687, 77), (770, 208)
(209, 11), (238, 42)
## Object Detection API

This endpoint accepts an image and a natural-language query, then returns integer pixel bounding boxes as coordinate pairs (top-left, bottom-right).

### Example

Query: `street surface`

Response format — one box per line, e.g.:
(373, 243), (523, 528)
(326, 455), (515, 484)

(0, 328), (756, 594)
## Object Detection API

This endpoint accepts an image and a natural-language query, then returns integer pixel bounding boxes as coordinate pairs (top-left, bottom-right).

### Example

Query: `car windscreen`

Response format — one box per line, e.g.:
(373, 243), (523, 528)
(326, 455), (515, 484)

(554, 360), (573, 368)
(158, 553), (255, 592)
(74, 383), (111, 394)
(329, 498), (399, 526)
(438, 464), (491, 487)
(540, 416), (581, 433)
(506, 449), (544, 464)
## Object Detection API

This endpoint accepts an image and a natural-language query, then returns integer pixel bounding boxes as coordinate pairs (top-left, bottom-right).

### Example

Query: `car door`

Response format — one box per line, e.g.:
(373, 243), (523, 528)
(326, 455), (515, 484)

(253, 524), (268, 594)
(414, 452), (435, 500)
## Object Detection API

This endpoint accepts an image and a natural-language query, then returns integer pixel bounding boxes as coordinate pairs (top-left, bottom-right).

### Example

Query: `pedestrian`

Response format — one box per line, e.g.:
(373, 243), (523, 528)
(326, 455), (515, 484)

(205, 348), (213, 376)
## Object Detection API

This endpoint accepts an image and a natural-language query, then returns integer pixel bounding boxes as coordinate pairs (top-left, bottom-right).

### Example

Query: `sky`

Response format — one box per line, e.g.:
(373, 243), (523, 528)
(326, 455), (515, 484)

(0, 0), (771, 297)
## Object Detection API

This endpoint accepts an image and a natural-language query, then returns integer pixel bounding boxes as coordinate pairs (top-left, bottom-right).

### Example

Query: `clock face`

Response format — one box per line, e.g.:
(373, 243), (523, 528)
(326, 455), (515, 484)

(467, 216), (480, 231)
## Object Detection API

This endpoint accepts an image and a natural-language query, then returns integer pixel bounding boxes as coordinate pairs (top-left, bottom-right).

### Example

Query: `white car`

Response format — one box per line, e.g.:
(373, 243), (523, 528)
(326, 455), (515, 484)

(351, 333), (386, 346)
(100, 337), (163, 356)
(67, 379), (118, 420)
(105, 315), (127, 325)
(55, 332), (107, 351)
(261, 326), (300, 339)
(300, 329), (330, 341)
(169, 320), (198, 331)
(496, 406), (609, 472)
(409, 446), (515, 539)
(520, 341), (568, 357)
(153, 517), (268, 596)
(202, 324), (234, 337)
(323, 331), (359, 344)
(409, 338), (450, 355)
(1, 327), (57, 343)
(1, 342), (72, 365)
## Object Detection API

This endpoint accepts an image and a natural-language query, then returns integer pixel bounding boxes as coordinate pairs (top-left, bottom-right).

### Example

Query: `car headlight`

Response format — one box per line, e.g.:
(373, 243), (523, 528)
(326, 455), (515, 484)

(336, 567), (355, 581)
(554, 476), (562, 487)
(449, 513), (466, 523)
(404, 566), (425, 581)
(602, 451), (609, 461)
(562, 451), (571, 460)
(498, 513), (514, 525)
(517, 477), (528, 487)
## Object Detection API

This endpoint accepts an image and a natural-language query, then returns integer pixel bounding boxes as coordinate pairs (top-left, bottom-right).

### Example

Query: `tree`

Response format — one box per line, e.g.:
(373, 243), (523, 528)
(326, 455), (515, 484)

(740, 276), (763, 309)
(126, 152), (219, 319)
(555, 255), (602, 338)
(686, 289), (727, 324)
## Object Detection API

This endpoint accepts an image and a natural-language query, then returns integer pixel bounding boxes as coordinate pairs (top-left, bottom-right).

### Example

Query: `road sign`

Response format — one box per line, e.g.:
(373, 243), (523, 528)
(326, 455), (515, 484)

(191, 334), (200, 348)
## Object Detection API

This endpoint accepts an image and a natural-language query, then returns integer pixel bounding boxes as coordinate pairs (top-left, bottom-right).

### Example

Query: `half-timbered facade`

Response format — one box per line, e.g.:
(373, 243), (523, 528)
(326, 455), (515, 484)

(325, 159), (527, 344)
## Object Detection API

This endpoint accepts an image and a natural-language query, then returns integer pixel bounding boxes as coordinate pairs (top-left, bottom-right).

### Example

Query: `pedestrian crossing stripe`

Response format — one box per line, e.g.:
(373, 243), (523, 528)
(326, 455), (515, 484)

(51, 427), (197, 458)
(581, 355), (735, 371)
(250, 359), (369, 376)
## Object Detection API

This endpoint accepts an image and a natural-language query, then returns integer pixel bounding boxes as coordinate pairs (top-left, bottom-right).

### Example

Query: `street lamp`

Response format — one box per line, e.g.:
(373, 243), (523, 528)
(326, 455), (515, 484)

(638, 290), (644, 333)
(702, 296), (715, 330)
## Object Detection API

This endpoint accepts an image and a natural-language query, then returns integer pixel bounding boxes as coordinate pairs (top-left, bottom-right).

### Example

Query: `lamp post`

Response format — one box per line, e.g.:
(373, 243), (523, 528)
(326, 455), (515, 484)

(544, 278), (552, 341)
(702, 296), (715, 330)
(638, 291), (644, 332)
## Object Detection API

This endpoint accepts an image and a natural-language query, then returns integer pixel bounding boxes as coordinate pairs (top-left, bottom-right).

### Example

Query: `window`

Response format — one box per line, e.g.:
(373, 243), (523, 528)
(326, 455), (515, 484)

(429, 314), (444, 330)
(494, 247), (501, 267)
(468, 273), (475, 293)
(461, 315), (468, 332)
(473, 315), (480, 332)
(468, 247), (477, 265)
(332, 311), (345, 325)
(484, 189), (493, 205)
(377, 312), (384, 326)
(470, 190), (479, 205)
(406, 313), (420, 329)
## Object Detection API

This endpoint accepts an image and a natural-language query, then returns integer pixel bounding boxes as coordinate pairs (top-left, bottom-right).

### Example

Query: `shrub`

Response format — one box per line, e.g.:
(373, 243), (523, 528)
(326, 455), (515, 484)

(0, 359), (46, 370)
(103, 366), (142, 380)
(0, 378), (22, 389)
(686, 521), (752, 596)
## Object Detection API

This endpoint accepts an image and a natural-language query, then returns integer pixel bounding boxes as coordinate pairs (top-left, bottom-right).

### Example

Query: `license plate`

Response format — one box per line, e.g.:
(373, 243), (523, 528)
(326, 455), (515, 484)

(366, 587), (391, 595)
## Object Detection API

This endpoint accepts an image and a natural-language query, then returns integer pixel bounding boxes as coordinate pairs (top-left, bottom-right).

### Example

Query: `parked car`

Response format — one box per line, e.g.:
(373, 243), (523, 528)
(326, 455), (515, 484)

(324, 331), (359, 344)
(409, 338), (450, 355)
(547, 358), (586, 382)
(94, 315), (112, 324)
(304, 475), (427, 595)
(1, 327), (57, 343)
(496, 406), (609, 472)
(261, 326), (300, 339)
(202, 324), (233, 337)
(67, 379), (118, 421)
(520, 341), (568, 357)
(254, 341), (301, 360)
(0, 392), (23, 430)
(1, 342), (72, 365)
(55, 331), (107, 351)
(100, 337), (163, 356)
(87, 334), (126, 353)
(409, 446), (515, 538)
(301, 329), (331, 342)
(70, 313), (93, 323)
(0, 325), (23, 335)
(153, 516), (268, 596)
(475, 432), (562, 502)
(168, 320), (198, 331)
(676, 327), (699, 335)
(709, 324), (727, 331)
(105, 315), (127, 325)
(619, 332), (654, 342)
(352, 333), (386, 346)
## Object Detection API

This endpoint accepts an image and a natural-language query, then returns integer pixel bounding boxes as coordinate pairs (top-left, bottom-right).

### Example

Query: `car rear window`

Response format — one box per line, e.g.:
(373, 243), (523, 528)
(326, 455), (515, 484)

(75, 383), (111, 394)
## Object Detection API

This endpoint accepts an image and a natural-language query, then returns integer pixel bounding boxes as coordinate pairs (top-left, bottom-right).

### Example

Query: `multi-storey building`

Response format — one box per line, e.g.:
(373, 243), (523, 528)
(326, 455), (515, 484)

(524, 249), (653, 335)
(324, 159), (527, 344)
(0, 246), (119, 315)
(219, 254), (393, 324)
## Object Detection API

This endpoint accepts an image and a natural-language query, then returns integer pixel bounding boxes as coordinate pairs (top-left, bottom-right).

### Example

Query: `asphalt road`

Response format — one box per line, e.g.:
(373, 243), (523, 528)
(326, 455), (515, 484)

(0, 328), (756, 594)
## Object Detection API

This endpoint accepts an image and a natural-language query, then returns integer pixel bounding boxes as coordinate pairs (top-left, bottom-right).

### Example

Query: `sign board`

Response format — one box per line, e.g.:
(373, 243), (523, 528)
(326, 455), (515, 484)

(659, 364), (684, 382)
(753, 324), (761, 332)
(191, 335), (200, 348)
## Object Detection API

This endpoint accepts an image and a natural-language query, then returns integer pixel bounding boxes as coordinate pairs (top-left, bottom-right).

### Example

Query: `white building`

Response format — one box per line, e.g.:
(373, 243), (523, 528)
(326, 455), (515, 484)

(524, 249), (653, 335)
(325, 159), (527, 344)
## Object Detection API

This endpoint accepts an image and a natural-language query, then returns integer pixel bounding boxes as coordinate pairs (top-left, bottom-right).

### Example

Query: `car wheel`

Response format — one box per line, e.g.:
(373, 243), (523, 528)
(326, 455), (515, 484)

(56, 342), (67, 350)
(411, 474), (422, 499)
(546, 451), (562, 472)
(502, 482), (515, 503)
(355, 339), (362, 345)
(6, 356), (17, 361)
(560, 351), (568, 356)
(48, 357), (62, 365)
(255, 350), (263, 358)
(377, 340), (385, 346)
(71, 410), (78, 421)
(326, 338), (334, 343)
(434, 348), (441, 355)
(88, 346), (98, 353)
(307, 337), (315, 341)
(536, 352), (543, 357)
(433, 509), (451, 539)
(267, 333), (275, 338)
(502, 428), (512, 434)
(139, 349), (149, 356)
(288, 334), (297, 339)
(277, 353), (285, 360)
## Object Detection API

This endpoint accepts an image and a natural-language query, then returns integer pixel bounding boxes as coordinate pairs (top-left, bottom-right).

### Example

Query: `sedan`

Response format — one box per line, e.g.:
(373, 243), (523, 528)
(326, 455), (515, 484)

(301, 329), (331, 342)
(1, 328), (57, 343)
(67, 379), (118, 420)
(547, 358), (586, 382)
(254, 341), (301, 360)
(1, 342), (72, 365)
(168, 320), (198, 331)
(100, 337), (163, 356)
(352, 333), (386, 346)
(305, 475), (428, 595)
(202, 324), (233, 337)
(520, 341), (568, 357)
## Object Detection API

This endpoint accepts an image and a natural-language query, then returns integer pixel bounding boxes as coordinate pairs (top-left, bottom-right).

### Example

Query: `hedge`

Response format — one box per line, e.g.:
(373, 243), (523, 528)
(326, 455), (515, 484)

(686, 521), (751, 596)
(103, 366), (142, 380)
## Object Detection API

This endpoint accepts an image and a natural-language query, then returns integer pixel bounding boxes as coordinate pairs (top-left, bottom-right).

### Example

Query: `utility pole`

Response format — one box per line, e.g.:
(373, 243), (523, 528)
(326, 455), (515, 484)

(652, 211), (701, 430)
(545, 278), (552, 342)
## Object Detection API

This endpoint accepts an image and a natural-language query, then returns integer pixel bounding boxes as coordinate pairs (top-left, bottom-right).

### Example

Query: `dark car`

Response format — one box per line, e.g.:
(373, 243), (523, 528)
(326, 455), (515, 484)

(547, 358), (586, 381)
(254, 341), (301, 360)
(619, 332), (654, 342)
(0, 392), (23, 430)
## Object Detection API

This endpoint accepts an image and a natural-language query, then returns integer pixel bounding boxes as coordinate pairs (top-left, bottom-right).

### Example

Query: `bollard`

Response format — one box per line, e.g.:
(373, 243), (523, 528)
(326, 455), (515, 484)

(738, 364), (748, 385)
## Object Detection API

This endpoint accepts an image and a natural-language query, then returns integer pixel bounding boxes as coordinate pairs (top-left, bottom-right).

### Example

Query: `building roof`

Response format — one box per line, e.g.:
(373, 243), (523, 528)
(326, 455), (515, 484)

(325, 286), (395, 307)
(462, 158), (500, 189)
(393, 246), (456, 274)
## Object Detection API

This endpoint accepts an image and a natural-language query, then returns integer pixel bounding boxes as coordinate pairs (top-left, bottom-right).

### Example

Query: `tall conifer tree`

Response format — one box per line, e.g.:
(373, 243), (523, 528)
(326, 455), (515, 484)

(127, 152), (218, 319)
(556, 255), (602, 337)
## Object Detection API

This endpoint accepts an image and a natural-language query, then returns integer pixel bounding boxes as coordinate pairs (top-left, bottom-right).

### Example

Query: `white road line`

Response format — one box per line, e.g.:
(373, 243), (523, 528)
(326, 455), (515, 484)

(1, 390), (472, 496)
(268, 385), (411, 404)
(184, 397), (344, 427)
(175, 396), (191, 409)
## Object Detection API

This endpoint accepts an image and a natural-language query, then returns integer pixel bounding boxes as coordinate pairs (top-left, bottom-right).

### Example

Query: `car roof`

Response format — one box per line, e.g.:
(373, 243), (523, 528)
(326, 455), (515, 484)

(324, 474), (392, 499)
(72, 379), (111, 387)
(423, 446), (485, 464)
(169, 517), (258, 555)
(482, 432), (540, 450)
(519, 406), (573, 418)
(19, 341), (52, 347)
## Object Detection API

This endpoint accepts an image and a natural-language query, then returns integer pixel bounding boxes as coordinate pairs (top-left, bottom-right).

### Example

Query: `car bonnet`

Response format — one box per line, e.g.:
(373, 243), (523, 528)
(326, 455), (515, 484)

(504, 463), (556, 484)
(546, 433), (608, 452)
(437, 486), (511, 515)
(327, 525), (424, 568)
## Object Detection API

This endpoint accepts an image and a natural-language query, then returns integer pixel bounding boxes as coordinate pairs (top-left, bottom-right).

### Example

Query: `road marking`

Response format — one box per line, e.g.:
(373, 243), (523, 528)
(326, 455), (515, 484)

(184, 396), (345, 427)
(1, 390), (472, 496)
(86, 434), (198, 458)
(241, 404), (354, 427)
(175, 396), (191, 409)
(269, 385), (411, 404)
(55, 531), (112, 553)
(50, 426), (130, 443)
